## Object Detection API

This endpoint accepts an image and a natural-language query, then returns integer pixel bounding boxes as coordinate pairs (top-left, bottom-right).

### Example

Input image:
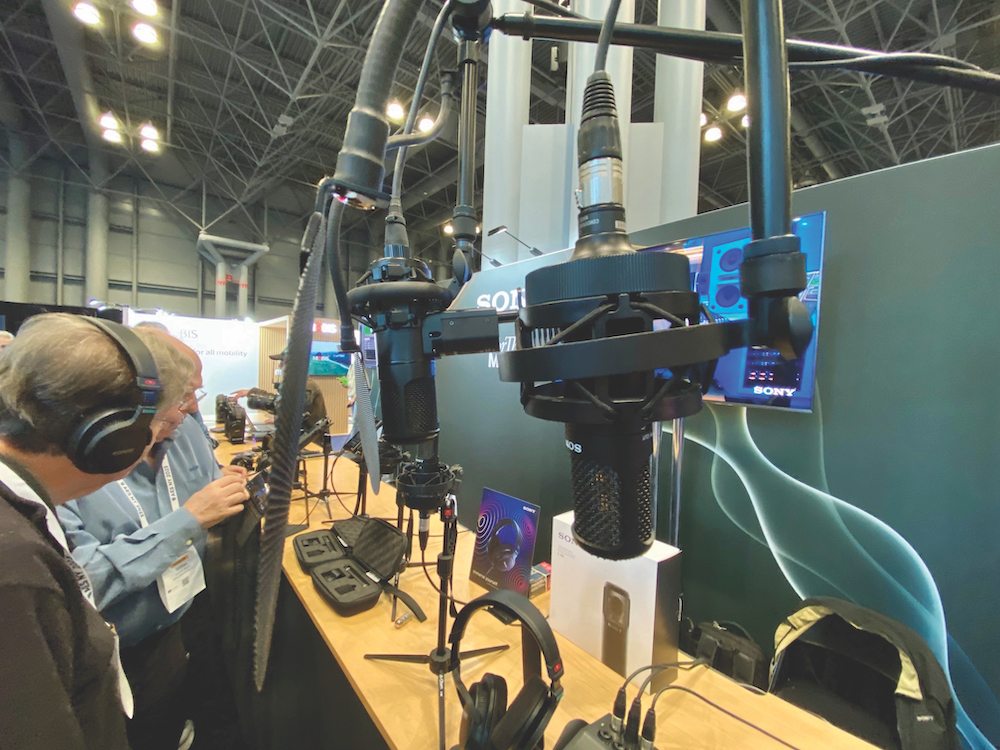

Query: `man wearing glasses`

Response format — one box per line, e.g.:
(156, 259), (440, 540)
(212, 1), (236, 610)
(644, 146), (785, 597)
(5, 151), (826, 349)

(57, 329), (250, 750)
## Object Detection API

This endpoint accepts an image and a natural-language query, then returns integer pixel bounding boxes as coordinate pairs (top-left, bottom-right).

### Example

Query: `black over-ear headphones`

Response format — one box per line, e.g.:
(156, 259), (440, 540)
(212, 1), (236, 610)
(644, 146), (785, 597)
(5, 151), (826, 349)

(486, 518), (523, 573)
(68, 319), (161, 474)
(451, 590), (564, 750)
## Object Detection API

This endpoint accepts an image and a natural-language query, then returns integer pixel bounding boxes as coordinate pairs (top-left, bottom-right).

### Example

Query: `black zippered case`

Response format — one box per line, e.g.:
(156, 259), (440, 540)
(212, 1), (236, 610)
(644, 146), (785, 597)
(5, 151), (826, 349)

(293, 517), (425, 621)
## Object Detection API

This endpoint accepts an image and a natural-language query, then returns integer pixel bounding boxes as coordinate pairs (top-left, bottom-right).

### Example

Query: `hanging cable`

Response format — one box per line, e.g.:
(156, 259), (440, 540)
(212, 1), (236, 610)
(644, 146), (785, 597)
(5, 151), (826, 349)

(593, 0), (623, 73)
(322, 197), (357, 351)
(390, 0), (455, 207)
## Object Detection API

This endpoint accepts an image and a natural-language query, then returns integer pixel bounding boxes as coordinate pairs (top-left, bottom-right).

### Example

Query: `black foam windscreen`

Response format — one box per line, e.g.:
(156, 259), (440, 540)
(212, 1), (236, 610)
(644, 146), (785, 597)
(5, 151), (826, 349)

(566, 420), (654, 560)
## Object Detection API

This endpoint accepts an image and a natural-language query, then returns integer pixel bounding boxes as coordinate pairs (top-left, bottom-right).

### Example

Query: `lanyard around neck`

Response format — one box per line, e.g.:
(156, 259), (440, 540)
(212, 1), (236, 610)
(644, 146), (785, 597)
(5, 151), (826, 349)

(116, 456), (178, 529)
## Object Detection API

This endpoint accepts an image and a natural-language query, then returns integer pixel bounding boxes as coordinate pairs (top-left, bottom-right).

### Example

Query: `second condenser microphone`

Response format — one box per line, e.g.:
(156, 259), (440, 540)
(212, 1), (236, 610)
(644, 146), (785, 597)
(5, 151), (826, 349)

(376, 322), (439, 445)
(566, 420), (655, 560)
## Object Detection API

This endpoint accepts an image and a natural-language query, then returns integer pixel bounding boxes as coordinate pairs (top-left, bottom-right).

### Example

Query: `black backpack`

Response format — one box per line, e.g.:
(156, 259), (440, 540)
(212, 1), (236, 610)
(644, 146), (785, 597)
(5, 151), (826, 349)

(770, 598), (958, 750)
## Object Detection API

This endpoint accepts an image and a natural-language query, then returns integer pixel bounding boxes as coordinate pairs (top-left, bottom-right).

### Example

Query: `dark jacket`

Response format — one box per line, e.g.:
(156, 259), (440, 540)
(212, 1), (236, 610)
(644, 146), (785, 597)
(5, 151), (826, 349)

(0, 474), (129, 750)
(248, 379), (327, 431)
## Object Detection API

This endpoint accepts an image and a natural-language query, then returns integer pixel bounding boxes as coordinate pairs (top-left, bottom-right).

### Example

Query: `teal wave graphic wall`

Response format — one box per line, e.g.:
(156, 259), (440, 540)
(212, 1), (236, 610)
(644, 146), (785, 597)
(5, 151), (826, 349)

(670, 399), (999, 749)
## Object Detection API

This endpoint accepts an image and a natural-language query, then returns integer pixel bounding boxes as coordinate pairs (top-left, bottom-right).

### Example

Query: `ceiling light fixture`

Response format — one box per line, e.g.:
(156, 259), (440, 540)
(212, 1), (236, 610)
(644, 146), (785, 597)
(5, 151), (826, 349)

(132, 22), (158, 45)
(73, 2), (101, 25)
(704, 126), (723, 142)
(741, 114), (750, 128)
(141, 138), (160, 152)
(443, 224), (454, 235)
(700, 112), (707, 127)
(386, 101), (405, 121)
(99, 111), (118, 130)
(103, 129), (123, 144)
(131, 0), (158, 16)
(727, 93), (747, 112)
(140, 123), (159, 140)
(418, 116), (435, 133)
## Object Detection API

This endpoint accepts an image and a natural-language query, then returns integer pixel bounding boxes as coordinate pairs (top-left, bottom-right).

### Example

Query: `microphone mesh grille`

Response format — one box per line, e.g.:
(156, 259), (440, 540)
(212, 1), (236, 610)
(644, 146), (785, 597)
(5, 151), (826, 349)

(571, 457), (653, 553)
(571, 456), (623, 549)
(637, 463), (653, 542)
(404, 377), (436, 434)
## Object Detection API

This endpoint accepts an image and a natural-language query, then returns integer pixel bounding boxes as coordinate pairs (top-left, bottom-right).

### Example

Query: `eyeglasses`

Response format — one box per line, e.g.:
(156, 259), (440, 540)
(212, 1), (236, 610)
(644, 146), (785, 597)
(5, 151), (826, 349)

(182, 388), (208, 406)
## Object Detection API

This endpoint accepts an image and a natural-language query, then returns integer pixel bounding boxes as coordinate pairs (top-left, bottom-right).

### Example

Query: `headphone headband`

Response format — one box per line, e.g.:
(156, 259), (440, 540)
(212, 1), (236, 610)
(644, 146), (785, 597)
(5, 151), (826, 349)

(84, 319), (161, 411)
(66, 318), (162, 474)
(449, 590), (563, 684)
(490, 518), (522, 552)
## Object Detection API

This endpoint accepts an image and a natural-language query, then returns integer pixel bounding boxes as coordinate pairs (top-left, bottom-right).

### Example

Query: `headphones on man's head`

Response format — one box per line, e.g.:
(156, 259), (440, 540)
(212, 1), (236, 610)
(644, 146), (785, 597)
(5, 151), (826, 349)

(450, 590), (563, 750)
(486, 518), (523, 573)
(67, 319), (161, 474)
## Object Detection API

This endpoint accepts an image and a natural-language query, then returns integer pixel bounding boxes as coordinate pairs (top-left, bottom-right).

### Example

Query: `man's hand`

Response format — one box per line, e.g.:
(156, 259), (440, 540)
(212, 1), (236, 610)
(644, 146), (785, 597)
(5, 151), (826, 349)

(229, 389), (251, 400)
(220, 464), (249, 480)
(184, 476), (250, 529)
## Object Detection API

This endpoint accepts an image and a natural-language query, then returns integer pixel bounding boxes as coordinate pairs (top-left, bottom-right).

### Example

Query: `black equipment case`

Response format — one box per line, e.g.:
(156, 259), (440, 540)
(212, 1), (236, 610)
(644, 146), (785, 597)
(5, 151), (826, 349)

(293, 517), (425, 621)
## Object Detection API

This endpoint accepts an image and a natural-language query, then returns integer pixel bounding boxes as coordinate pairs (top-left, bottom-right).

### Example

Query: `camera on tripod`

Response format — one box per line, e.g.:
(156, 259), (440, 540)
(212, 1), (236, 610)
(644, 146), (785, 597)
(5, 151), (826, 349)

(216, 394), (247, 444)
(247, 390), (278, 413)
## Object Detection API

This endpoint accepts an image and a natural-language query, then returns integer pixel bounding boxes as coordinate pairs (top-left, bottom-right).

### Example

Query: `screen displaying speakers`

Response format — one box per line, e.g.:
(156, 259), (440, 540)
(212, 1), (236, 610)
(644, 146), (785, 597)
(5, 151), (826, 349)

(646, 211), (826, 412)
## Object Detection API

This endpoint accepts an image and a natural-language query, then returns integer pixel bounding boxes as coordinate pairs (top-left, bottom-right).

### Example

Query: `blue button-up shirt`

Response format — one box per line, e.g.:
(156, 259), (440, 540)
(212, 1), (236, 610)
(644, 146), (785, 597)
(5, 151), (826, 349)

(57, 416), (222, 647)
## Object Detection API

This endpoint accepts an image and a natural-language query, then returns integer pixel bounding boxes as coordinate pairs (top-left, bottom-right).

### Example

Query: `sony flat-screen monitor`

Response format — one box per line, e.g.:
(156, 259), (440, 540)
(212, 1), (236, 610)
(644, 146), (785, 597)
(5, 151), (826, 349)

(645, 211), (825, 411)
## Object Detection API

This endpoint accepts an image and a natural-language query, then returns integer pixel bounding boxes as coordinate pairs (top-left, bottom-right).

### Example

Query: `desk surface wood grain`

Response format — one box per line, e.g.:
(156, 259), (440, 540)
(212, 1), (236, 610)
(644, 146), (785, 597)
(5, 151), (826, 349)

(215, 440), (873, 750)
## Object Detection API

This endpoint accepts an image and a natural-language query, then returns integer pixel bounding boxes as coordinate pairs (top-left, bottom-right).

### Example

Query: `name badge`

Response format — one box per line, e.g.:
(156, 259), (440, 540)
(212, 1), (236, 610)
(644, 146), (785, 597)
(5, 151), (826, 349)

(155, 547), (206, 614)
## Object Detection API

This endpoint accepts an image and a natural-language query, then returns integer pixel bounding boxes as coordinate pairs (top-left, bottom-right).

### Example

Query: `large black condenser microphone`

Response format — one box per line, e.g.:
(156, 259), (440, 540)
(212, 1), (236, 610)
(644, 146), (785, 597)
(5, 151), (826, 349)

(499, 70), (813, 560)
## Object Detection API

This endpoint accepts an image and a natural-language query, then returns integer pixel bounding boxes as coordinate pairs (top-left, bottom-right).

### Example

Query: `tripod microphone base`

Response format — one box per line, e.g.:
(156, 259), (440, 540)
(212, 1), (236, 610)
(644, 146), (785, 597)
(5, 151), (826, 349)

(363, 644), (508, 668)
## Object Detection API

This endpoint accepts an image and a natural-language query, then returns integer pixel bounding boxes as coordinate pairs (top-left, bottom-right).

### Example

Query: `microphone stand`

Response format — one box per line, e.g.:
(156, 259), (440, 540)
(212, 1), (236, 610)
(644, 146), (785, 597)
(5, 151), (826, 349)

(365, 494), (508, 750)
(286, 417), (332, 535)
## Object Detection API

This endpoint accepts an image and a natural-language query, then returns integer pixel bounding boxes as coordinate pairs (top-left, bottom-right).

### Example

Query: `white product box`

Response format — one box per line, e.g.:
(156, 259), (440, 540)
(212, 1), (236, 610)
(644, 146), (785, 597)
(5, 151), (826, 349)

(549, 511), (682, 691)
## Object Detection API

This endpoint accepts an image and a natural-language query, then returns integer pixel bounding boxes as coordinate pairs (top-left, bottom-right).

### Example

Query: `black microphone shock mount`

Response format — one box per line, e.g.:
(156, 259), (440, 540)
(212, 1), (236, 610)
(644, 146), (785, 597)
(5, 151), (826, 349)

(498, 20), (814, 562)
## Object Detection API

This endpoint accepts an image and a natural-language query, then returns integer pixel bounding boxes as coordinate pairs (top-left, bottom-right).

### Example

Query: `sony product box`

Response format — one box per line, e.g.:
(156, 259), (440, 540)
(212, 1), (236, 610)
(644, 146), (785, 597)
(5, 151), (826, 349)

(549, 511), (682, 691)
(469, 489), (540, 596)
(528, 563), (551, 599)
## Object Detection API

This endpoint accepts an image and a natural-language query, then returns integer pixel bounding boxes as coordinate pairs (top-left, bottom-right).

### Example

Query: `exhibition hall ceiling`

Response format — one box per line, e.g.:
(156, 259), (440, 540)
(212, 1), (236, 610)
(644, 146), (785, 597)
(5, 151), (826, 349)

(0, 0), (997, 250)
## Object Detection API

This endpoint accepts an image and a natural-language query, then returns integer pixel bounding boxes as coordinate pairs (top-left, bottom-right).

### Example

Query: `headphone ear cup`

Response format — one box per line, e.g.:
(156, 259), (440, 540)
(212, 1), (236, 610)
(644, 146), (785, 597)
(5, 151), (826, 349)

(460, 674), (508, 750)
(499, 545), (517, 572)
(489, 676), (551, 750)
(69, 409), (151, 474)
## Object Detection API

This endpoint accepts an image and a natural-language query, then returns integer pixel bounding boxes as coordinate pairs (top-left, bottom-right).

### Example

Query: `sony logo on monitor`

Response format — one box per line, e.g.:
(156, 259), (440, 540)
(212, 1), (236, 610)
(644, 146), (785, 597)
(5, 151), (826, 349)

(753, 386), (798, 397)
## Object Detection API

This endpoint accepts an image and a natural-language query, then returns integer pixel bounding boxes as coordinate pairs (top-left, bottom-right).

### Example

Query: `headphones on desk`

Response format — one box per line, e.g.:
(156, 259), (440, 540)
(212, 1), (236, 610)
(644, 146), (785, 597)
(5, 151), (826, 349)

(67, 319), (161, 474)
(450, 590), (564, 750)
(486, 519), (523, 574)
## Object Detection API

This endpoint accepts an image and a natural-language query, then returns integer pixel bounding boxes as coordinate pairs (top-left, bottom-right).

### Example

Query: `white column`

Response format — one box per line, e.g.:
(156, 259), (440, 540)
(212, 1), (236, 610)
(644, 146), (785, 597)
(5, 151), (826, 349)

(566, 0), (635, 244)
(4, 134), (31, 302)
(655, 0), (706, 224)
(481, 0), (533, 265)
(85, 152), (109, 304)
(215, 262), (228, 318)
(237, 264), (250, 318)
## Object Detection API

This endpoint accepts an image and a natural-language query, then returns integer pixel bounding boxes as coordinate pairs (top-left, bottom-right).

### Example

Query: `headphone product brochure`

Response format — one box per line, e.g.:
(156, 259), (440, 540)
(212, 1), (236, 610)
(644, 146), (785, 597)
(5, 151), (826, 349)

(470, 488), (539, 596)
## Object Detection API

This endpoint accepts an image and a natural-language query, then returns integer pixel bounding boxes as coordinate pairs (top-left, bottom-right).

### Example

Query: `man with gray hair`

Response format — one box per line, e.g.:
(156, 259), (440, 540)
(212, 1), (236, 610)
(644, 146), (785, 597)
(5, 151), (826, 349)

(0, 329), (14, 351)
(0, 313), (186, 749)
(58, 328), (249, 750)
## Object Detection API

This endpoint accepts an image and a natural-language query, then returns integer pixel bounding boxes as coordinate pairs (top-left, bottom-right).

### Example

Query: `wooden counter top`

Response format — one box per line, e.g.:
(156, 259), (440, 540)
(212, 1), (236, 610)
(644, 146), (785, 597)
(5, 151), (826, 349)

(215, 440), (873, 750)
